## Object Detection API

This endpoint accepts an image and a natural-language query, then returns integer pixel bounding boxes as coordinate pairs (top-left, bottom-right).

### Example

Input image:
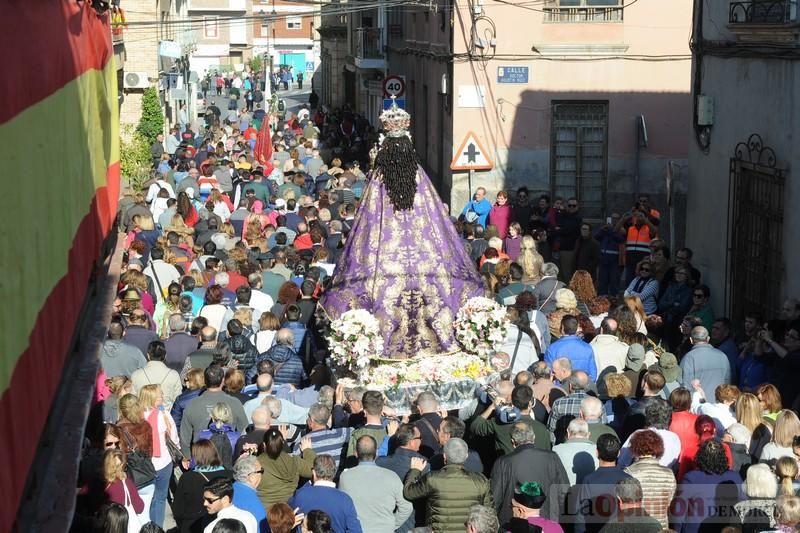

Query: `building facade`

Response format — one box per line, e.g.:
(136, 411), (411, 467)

(319, 0), (693, 224)
(252, 0), (318, 81)
(188, 0), (251, 74)
(685, 0), (799, 320)
(317, 1), (349, 107)
(119, 0), (193, 129)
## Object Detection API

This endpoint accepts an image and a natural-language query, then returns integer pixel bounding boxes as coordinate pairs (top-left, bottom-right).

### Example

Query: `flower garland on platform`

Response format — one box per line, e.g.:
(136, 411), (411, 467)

(339, 352), (494, 389)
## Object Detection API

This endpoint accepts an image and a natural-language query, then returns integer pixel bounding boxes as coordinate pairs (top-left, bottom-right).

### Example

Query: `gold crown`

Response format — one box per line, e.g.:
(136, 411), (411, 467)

(379, 96), (411, 137)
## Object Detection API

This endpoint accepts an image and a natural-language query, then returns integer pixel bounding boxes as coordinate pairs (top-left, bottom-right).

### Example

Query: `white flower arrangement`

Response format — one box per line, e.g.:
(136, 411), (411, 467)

(453, 296), (509, 356)
(364, 352), (493, 388)
(327, 309), (384, 371)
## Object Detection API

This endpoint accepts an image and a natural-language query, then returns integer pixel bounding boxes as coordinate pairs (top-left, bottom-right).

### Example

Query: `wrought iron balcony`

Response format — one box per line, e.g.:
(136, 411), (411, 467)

(354, 27), (383, 59)
(729, 0), (795, 23)
(544, 1), (624, 22)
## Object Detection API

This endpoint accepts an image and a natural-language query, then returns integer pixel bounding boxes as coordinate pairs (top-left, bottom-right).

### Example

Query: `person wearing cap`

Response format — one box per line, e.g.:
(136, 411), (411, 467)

(505, 481), (563, 533)
(649, 352), (681, 397)
(621, 343), (647, 399)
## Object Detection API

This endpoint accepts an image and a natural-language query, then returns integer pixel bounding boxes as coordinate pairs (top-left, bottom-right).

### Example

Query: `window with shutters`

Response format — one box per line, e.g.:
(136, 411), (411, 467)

(550, 102), (608, 219)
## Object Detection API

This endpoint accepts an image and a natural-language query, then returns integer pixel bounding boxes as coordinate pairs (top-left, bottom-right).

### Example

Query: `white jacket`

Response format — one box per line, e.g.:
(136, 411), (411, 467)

(591, 334), (630, 375)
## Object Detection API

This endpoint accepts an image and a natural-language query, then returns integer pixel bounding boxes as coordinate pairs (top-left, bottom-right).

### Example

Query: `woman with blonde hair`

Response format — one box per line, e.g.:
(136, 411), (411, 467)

(761, 409), (800, 461)
(102, 449), (144, 517)
(197, 402), (241, 469)
(103, 376), (133, 423)
(774, 495), (800, 533)
(121, 270), (156, 315)
(165, 212), (195, 247)
(776, 456), (799, 497)
(254, 312), (280, 353)
(547, 288), (581, 337)
(138, 384), (179, 527)
(209, 189), (233, 221)
(736, 392), (774, 460)
(734, 463), (778, 529)
(624, 294), (649, 335)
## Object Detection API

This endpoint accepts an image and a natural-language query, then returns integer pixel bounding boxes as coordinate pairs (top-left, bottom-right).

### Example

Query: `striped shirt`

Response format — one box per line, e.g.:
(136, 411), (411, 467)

(624, 457), (676, 529)
(292, 427), (352, 470)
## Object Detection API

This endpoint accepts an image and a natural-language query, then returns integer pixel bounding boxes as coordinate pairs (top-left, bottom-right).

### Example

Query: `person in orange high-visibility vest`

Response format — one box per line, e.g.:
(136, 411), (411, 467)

(623, 208), (657, 285)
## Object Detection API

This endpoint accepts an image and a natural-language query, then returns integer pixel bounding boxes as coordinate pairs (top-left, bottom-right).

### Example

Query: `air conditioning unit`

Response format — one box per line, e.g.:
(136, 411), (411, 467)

(124, 72), (151, 89)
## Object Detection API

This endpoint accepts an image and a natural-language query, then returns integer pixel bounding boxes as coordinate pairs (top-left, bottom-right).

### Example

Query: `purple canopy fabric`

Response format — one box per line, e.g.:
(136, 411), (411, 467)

(320, 166), (485, 358)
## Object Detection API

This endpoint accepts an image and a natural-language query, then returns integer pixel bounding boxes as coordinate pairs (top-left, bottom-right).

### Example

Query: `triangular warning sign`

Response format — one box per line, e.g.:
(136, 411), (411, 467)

(450, 131), (494, 171)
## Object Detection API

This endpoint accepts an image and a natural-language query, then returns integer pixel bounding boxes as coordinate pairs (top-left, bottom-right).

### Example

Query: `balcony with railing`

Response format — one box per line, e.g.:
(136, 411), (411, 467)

(544, 0), (624, 22)
(729, 0), (795, 23)
(352, 27), (386, 69)
(728, 0), (799, 43)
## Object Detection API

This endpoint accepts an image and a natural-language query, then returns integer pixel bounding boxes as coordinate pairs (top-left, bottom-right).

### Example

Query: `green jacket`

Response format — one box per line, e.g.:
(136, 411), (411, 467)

(257, 448), (316, 507)
(470, 413), (551, 456)
(346, 424), (387, 457)
(403, 464), (493, 532)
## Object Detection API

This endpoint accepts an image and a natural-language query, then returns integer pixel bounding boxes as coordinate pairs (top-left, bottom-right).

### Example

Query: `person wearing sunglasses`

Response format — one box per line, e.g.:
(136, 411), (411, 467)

(231, 455), (268, 533)
(623, 260), (659, 316)
(685, 284), (714, 331)
(203, 476), (258, 533)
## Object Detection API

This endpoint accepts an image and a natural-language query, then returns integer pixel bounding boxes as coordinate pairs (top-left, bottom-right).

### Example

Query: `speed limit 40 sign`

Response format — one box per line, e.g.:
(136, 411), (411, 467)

(383, 75), (406, 98)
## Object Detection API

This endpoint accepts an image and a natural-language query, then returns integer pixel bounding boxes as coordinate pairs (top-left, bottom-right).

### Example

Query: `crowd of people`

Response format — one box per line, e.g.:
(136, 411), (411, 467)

(73, 91), (800, 533)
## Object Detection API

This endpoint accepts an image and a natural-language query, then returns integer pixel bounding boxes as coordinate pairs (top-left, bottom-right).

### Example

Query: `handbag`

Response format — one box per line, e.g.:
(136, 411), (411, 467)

(162, 413), (184, 463)
(122, 480), (143, 533)
(465, 204), (479, 223)
(120, 427), (156, 489)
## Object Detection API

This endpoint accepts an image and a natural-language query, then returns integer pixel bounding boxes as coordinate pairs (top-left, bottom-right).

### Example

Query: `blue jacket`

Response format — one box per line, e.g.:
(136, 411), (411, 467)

(283, 320), (307, 355)
(171, 388), (203, 432)
(461, 198), (492, 228)
(594, 226), (625, 265)
(232, 481), (270, 533)
(657, 282), (692, 323)
(544, 335), (597, 381)
(257, 344), (307, 387)
(289, 483), (363, 533)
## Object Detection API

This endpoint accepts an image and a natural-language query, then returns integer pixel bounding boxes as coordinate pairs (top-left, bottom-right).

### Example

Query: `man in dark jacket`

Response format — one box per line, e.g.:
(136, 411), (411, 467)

(225, 319), (258, 376)
(181, 326), (218, 379)
(404, 438), (494, 532)
(573, 434), (632, 533)
(490, 422), (569, 525)
(430, 416), (483, 474)
(412, 391), (443, 459)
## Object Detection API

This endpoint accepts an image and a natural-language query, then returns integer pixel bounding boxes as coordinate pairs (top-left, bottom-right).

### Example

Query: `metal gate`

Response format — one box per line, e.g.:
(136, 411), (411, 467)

(726, 134), (785, 322)
(551, 102), (608, 219)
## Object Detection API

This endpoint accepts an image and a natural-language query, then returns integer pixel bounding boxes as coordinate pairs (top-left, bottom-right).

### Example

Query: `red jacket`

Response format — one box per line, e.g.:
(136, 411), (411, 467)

(669, 410), (699, 455)
(489, 203), (513, 239)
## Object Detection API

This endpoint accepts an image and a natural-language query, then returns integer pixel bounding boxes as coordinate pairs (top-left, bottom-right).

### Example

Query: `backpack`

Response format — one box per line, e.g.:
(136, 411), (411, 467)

(209, 431), (234, 469)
